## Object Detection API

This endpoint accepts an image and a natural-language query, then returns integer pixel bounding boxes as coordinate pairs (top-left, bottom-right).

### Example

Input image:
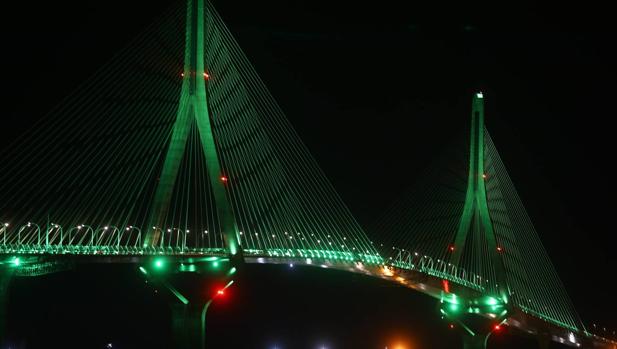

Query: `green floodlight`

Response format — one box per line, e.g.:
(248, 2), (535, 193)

(154, 258), (165, 270)
(485, 297), (498, 306)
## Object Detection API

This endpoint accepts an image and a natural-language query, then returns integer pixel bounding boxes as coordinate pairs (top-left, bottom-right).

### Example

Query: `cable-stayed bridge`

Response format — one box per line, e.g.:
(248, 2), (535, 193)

(0, 0), (613, 348)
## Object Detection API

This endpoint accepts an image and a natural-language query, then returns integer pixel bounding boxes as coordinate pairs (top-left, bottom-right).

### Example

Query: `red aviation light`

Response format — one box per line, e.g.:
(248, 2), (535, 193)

(494, 324), (502, 331)
(220, 176), (228, 183)
(216, 289), (225, 296)
(204, 72), (210, 80)
(449, 245), (455, 252)
(442, 279), (450, 293)
(497, 246), (503, 252)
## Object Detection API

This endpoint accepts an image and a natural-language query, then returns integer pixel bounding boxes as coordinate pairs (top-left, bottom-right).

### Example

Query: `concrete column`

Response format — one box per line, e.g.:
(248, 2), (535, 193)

(537, 332), (551, 349)
(462, 332), (490, 349)
(171, 301), (210, 349)
(0, 271), (12, 344)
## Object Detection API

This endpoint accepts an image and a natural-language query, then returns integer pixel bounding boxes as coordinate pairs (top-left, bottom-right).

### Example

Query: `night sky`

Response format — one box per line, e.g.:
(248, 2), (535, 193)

(1, 0), (616, 347)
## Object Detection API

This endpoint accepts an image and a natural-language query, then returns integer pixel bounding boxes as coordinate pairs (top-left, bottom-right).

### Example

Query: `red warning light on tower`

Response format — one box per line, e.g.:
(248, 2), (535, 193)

(204, 72), (210, 80)
(497, 246), (503, 252)
(449, 245), (455, 252)
(220, 175), (228, 183)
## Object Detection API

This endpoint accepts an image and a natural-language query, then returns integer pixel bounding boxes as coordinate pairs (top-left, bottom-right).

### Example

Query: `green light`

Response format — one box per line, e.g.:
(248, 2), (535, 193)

(154, 258), (165, 269)
(11, 257), (20, 267)
(228, 267), (237, 275)
(212, 261), (219, 268)
(449, 303), (459, 312)
(486, 297), (498, 306)
(179, 264), (197, 272)
(139, 266), (148, 275)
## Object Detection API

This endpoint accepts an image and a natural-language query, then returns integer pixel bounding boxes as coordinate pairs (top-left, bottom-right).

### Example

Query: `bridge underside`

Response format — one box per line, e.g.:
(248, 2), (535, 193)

(2, 251), (605, 348)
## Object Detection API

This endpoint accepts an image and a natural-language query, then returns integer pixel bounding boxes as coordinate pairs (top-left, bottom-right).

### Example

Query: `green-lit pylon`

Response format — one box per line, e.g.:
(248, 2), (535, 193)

(144, 0), (241, 258)
(450, 92), (507, 301)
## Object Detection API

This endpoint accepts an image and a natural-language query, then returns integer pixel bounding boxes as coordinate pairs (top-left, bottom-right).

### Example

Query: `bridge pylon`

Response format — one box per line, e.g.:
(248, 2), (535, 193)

(439, 92), (510, 349)
(450, 92), (508, 302)
(143, 0), (242, 263)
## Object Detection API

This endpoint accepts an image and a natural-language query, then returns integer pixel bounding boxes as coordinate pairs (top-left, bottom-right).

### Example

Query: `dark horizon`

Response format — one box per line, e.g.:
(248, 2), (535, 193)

(1, 0), (616, 346)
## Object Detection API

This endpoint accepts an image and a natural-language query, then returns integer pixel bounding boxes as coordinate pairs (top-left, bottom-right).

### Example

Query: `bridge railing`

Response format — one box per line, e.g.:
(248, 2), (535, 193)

(389, 247), (485, 291)
(243, 248), (383, 265)
(0, 222), (384, 263)
(0, 222), (228, 255)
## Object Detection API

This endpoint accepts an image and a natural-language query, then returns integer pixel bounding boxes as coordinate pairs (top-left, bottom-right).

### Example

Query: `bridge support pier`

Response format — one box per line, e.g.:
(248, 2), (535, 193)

(441, 294), (507, 349)
(537, 332), (551, 349)
(139, 258), (240, 349)
(0, 271), (12, 344)
(462, 332), (490, 349)
(171, 301), (211, 349)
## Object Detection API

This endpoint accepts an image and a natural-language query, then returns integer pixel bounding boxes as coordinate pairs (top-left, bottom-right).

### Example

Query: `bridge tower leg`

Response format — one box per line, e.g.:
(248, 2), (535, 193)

(143, 0), (242, 264)
(450, 92), (509, 301)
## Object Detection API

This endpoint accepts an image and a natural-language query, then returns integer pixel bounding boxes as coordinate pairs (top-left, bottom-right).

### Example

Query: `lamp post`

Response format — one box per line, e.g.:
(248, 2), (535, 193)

(183, 229), (190, 251)
(17, 222), (40, 248)
(46, 223), (62, 251)
(1, 223), (9, 246)
(149, 227), (163, 250)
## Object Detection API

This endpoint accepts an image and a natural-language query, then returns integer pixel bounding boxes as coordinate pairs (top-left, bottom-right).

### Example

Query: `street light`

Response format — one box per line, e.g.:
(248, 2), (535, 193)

(93, 226), (111, 248)
(67, 224), (92, 249)
(149, 226), (163, 250)
(1, 222), (9, 245)
(183, 229), (190, 251)
(17, 222), (40, 247)
(122, 226), (141, 252)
